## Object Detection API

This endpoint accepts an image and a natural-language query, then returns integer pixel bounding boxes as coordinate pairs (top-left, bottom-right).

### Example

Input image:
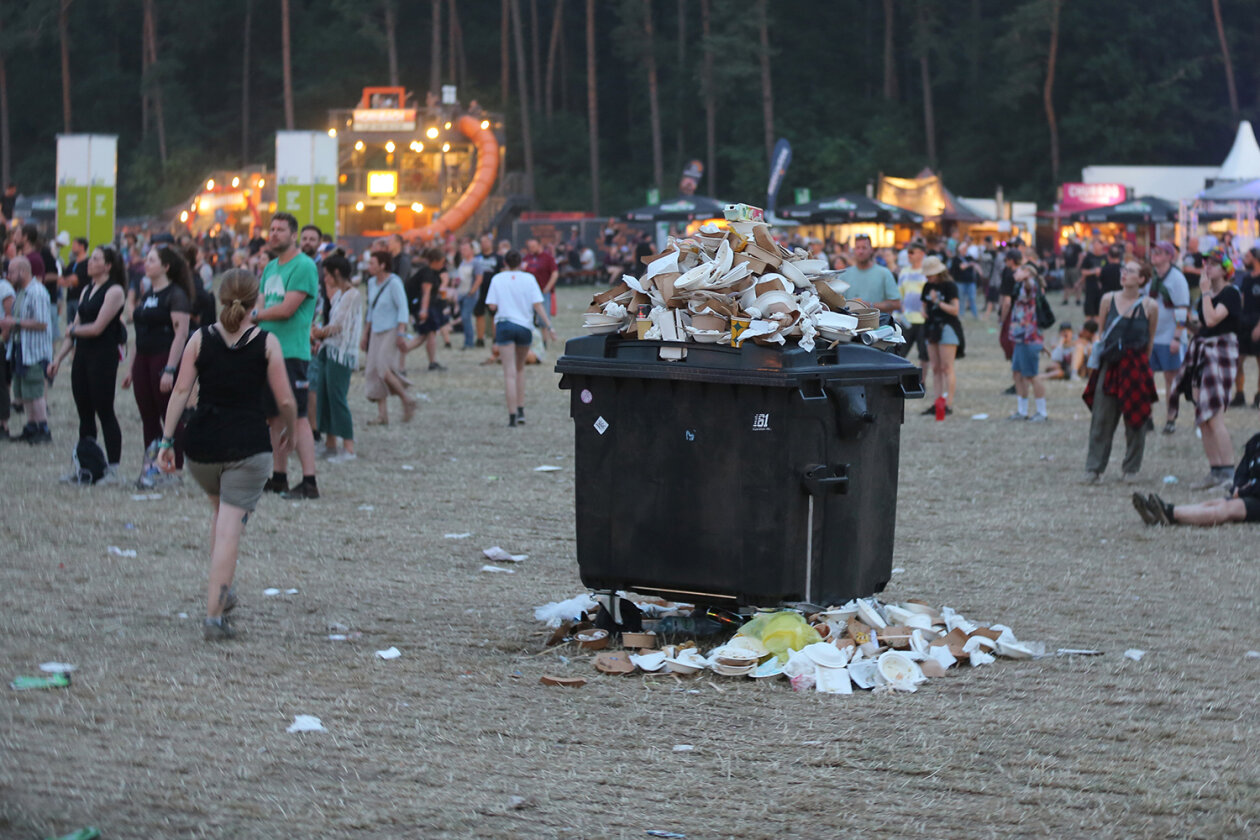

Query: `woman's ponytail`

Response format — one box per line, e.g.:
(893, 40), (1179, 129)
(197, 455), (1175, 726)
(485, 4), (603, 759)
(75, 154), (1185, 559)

(217, 268), (259, 332)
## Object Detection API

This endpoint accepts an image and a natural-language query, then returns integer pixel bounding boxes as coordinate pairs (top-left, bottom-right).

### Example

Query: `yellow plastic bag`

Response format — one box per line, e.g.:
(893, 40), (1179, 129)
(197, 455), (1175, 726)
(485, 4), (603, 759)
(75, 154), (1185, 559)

(736, 611), (818, 662)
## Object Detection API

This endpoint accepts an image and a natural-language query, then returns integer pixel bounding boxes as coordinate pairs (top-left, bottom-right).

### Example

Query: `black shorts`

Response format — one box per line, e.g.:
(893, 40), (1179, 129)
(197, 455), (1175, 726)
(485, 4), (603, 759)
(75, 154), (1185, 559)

(414, 306), (449, 336)
(263, 358), (309, 419)
(1244, 495), (1260, 523)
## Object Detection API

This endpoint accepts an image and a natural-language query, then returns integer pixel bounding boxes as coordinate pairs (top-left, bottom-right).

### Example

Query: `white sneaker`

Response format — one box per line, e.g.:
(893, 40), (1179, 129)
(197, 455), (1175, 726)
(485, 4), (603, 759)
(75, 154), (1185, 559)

(328, 452), (357, 464)
(99, 464), (121, 486)
(319, 449), (341, 460)
(1028, 413), (1048, 423)
(1006, 411), (1028, 421)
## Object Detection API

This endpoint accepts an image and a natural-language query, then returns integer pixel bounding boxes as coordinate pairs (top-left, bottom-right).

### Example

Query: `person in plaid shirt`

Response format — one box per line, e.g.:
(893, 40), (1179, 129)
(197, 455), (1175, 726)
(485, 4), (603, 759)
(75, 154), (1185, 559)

(1171, 249), (1244, 490)
(1081, 261), (1159, 484)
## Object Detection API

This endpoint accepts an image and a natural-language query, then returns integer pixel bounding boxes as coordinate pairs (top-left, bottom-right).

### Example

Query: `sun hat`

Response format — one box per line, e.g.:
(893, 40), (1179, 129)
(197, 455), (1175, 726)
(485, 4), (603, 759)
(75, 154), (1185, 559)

(921, 255), (948, 277)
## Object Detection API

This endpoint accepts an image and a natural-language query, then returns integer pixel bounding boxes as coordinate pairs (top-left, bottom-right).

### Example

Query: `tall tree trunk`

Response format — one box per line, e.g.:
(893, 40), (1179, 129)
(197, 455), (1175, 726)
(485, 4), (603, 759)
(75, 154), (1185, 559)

(1044, 0), (1061, 184)
(0, 19), (9, 188)
(447, 0), (457, 88)
(757, 0), (774, 165)
(920, 52), (935, 169)
(59, 0), (72, 132)
(501, 0), (510, 106)
(967, 0), (980, 92)
(644, 0), (663, 191)
(452, 0), (467, 94)
(543, 0), (563, 122)
(242, 0), (252, 164)
(559, 11), (568, 113)
(429, 0), (442, 97)
(1211, 0), (1239, 118)
(143, 0), (167, 166)
(701, 0), (716, 196)
(281, 0), (294, 129)
(585, 0), (599, 215)
(675, 0), (685, 174)
(510, 0), (535, 198)
(384, 0), (399, 87)
(917, 4), (935, 170)
(882, 0), (897, 100)
(140, 8), (149, 142)
(530, 0), (542, 112)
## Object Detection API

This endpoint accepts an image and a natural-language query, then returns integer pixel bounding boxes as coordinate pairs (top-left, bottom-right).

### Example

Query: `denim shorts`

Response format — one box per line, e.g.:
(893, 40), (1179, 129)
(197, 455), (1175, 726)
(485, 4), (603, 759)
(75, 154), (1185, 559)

(938, 324), (960, 346)
(1012, 343), (1042, 377)
(1150, 342), (1182, 372)
(494, 321), (533, 346)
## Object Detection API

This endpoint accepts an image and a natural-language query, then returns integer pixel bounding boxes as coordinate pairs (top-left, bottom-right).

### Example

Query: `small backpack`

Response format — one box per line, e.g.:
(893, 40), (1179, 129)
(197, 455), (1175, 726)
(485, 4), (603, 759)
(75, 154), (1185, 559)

(72, 437), (108, 485)
(1234, 433), (1260, 498)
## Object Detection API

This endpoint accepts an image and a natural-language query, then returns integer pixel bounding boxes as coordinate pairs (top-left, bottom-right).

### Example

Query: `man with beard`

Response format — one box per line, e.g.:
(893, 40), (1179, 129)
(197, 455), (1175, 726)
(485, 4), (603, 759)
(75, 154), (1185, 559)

(255, 213), (320, 499)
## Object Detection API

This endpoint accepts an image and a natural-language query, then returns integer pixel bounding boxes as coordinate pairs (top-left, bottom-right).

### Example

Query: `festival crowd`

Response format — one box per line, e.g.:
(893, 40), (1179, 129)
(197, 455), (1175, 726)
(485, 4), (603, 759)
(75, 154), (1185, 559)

(2, 204), (1258, 635)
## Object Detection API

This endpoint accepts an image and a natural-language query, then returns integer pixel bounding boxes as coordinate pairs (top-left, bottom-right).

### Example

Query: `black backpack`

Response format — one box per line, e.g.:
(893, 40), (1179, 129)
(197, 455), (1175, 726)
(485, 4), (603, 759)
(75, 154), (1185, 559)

(72, 437), (108, 485)
(1234, 432), (1260, 498)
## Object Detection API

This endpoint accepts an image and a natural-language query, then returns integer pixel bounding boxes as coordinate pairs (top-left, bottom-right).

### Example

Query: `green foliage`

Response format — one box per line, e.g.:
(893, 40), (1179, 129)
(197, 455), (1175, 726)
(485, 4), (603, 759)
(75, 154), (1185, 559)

(1, 0), (1256, 220)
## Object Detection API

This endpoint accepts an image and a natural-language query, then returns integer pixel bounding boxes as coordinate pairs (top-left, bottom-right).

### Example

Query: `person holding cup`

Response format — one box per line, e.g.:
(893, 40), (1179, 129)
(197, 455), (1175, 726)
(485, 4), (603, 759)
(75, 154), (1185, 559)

(1170, 249), (1243, 490)
(920, 256), (965, 416)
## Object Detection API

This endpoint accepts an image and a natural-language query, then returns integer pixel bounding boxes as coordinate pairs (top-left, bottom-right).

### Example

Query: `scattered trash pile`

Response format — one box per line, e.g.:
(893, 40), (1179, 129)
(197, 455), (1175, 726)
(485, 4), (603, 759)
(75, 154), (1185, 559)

(536, 594), (1044, 695)
(582, 203), (904, 353)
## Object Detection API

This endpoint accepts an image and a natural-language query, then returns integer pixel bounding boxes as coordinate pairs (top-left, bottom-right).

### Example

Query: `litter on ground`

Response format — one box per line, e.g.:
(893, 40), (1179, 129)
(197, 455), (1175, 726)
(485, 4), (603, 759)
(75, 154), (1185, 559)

(286, 715), (326, 733)
(537, 593), (1051, 695)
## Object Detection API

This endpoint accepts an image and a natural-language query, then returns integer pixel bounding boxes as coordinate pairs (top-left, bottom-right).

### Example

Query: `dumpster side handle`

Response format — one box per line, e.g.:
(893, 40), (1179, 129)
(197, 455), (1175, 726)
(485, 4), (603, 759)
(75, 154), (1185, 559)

(900, 372), (926, 399)
(802, 464), (849, 496)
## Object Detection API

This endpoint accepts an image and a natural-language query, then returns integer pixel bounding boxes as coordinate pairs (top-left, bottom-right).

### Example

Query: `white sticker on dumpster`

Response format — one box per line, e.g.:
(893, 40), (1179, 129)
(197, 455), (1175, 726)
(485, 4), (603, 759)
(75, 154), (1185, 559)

(594, 416), (609, 435)
(752, 412), (772, 431)
(580, 388), (593, 404)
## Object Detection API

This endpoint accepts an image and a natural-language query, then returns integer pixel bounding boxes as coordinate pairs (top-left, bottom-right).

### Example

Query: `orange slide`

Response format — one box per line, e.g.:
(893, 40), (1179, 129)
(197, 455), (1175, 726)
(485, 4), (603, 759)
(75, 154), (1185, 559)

(406, 115), (500, 243)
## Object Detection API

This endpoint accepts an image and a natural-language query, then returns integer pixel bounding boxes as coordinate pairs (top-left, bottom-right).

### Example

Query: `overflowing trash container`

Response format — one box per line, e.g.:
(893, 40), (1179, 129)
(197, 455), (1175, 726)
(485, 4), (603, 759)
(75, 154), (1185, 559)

(557, 334), (923, 608)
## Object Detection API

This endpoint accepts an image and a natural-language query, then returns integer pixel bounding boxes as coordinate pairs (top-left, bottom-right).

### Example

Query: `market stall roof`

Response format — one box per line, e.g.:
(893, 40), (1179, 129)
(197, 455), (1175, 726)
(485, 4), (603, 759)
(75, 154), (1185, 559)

(1218, 121), (1260, 181)
(1069, 195), (1179, 223)
(876, 169), (985, 223)
(624, 195), (727, 222)
(777, 192), (923, 224)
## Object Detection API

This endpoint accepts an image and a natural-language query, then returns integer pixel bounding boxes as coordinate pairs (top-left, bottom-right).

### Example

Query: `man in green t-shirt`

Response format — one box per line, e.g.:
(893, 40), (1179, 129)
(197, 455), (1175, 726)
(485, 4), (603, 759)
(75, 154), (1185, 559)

(843, 234), (902, 314)
(255, 212), (321, 499)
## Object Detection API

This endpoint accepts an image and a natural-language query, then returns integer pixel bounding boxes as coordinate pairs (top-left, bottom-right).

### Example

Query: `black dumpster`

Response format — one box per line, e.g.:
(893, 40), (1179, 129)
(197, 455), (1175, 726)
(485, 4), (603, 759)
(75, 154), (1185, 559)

(556, 335), (924, 607)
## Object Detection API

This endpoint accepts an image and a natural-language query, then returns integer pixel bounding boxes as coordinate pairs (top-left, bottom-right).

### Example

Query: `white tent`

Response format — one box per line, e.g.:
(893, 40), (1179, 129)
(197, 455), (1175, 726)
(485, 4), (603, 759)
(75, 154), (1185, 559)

(1218, 121), (1260, 181)
(1199, 177), (1260, 201)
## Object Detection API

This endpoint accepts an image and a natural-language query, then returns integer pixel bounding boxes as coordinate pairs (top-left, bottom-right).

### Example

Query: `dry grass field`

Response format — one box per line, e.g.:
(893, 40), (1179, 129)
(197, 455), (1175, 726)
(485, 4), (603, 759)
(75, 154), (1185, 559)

(1, 285), (1257, 839)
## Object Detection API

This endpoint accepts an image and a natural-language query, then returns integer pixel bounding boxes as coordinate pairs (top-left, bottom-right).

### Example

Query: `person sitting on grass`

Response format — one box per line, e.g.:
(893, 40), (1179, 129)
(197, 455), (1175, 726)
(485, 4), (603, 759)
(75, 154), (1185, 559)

(1133, 432), (1260, 526)
(1073, 319), (1099, 380)
(1040, 323), (1076, 381)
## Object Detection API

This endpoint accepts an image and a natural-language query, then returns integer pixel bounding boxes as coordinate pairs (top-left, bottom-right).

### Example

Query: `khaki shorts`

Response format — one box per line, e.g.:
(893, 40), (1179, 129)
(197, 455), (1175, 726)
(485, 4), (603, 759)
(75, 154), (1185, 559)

(186, 452), (272, 511)
(12, 361), (46, 401)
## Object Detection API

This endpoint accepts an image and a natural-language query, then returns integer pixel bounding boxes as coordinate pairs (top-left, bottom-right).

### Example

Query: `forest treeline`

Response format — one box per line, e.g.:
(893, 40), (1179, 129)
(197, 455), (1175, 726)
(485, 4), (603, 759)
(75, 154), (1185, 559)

(0, 0), (1256, 217)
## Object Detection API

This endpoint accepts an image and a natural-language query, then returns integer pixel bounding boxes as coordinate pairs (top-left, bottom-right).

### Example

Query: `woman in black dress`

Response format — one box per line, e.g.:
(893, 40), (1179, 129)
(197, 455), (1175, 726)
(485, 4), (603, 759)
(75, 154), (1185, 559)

(48, 246), (128, 481)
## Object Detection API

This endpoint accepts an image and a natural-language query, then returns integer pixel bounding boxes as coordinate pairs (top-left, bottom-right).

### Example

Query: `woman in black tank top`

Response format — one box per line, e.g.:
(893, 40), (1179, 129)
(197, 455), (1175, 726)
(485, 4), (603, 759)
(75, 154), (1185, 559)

(155, 269), (297, 641)
(48, 246), (128, 477)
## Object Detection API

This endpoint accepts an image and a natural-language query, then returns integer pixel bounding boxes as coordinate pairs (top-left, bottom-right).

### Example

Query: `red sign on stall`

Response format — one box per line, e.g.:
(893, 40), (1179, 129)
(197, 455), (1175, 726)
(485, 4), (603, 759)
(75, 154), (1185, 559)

(1060, 182), (1127, 213)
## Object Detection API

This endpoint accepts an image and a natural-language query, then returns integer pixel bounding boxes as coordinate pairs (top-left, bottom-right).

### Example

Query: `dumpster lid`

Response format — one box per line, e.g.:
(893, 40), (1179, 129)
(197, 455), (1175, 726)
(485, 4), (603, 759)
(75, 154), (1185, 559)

(555, 335), (921, 387)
